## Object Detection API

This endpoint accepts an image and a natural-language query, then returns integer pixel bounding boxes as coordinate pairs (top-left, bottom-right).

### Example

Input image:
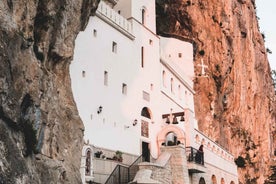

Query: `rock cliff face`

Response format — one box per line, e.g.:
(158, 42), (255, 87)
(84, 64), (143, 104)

(1, 0), (275, 183)
(0, 0), (99, 183)
(156, 0), (276, 183)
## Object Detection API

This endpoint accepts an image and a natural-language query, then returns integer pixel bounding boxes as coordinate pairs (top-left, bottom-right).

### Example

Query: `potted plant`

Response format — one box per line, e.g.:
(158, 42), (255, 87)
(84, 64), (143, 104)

(113, 150), (123, 162)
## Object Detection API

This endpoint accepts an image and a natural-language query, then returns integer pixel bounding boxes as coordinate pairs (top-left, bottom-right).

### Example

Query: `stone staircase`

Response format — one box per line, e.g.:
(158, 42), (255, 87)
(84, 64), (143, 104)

(131, 145), (190, 184)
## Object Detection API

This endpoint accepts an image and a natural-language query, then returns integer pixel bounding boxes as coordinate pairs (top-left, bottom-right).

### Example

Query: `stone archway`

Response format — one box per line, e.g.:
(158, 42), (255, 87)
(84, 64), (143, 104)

(199, 177), (206, 184)
(156, 124), (185, 154)
(80, 144), (94, 183)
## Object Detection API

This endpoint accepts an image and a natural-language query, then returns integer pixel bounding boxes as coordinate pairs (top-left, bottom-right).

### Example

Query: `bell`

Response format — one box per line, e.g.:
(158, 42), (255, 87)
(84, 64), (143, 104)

(165, 117), (170, 124)
(172, 117), (178, 124)
(180, 115), (185, 122)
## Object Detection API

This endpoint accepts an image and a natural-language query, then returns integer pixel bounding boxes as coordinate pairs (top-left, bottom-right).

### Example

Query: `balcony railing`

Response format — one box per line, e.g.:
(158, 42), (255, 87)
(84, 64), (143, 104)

(186, 146), (204, 166)
(96, 1), (134, 40)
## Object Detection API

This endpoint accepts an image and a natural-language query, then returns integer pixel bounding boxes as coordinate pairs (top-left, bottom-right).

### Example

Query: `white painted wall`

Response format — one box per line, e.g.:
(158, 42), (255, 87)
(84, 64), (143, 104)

(70, 4), (192, 158)
(70, 1), (238, 183)
(160, 36), (194, 88)
(70, 0), (206, 159)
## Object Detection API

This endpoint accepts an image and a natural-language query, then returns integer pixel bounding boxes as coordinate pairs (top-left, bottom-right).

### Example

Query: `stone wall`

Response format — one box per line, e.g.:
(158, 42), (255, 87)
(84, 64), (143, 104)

(0, 0), (99, 183)
(161, 146), (190, 183)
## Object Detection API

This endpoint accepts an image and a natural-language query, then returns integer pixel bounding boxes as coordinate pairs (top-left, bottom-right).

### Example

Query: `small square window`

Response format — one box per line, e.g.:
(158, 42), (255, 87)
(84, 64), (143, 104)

(112, 41), (117, 53)
(93, 29), (97, 37)
(122, 83), (127, 95)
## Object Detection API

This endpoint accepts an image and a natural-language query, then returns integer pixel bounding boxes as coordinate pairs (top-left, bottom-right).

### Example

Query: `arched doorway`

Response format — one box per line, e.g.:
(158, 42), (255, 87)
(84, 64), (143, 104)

(230, 181), (235, 184)
(85, 149), (92, 176)
(211, 175), (217, 184)
(141, 7), (147, 25)
(156, 125), (186, 155)
(199, 177), (206, 184)
(165, 132), (179, 146)
(141, 107), (152, 119)
(80, 144), (94, 183)
(140, 107), (152, 162)
(221, 178), (225, 184)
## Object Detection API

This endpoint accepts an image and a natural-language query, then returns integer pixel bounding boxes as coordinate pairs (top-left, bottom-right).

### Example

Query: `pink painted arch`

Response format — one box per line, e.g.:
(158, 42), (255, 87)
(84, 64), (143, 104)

(156, 124), (186, 152)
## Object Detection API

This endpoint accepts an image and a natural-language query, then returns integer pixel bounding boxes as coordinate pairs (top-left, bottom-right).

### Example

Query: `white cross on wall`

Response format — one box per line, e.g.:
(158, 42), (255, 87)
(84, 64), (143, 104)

(197, 59), (208, 76)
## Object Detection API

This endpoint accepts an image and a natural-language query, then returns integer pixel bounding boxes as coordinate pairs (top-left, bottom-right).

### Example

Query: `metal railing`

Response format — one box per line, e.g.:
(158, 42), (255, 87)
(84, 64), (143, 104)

(128, 155), (144, 182)
(105, 155), (144, 184)
(186, 146), (204, 165)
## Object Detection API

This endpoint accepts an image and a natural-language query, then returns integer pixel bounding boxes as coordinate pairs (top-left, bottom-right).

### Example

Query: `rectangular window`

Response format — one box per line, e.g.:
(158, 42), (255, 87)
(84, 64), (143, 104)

(104, 71), (108, 86)
(149, 39), (153, 45)
(141, 46), (144, 68)
(122, 83), (127, 95)
(178, 53), (182, 58)
(142, 91), (150, 102)
(112, 41), (117, 53)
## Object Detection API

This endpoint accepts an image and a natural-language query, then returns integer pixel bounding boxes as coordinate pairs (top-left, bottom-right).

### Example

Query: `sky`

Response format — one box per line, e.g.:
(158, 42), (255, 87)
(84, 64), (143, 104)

(256, 0), (276, 71)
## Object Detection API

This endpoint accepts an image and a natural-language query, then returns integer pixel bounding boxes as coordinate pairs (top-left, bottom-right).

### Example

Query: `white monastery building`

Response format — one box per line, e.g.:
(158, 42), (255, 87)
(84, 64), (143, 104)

(70, 0), (239, 183)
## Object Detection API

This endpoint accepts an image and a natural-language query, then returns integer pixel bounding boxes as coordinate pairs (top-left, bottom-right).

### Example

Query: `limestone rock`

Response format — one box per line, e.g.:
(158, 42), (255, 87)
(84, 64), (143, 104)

(156, 0), (276, 183)
(0, 0), (99, 183)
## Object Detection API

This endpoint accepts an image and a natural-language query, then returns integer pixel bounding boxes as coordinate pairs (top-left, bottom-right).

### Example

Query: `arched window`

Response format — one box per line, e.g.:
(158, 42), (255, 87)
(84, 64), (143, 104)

(162, 70), (166, 87)
(170, 78), (174, 93)
(230, 181), (235, 184)
(141, 107), (152, 119)
(221, 178), (225, 184)
(212, 145), (216, 152)
(85, 149), (91, 176)
(178, 84), (182, 99)
(142, 8), (146, 25)
(195, 134), (200, 143)
(207, 142), (211, 149)
(201, 138), (205, 145)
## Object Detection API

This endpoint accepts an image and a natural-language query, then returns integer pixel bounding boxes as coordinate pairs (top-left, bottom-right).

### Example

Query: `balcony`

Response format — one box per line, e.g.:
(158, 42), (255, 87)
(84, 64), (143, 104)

(96, 1), (135, 40)
(186, 147), (207, 174)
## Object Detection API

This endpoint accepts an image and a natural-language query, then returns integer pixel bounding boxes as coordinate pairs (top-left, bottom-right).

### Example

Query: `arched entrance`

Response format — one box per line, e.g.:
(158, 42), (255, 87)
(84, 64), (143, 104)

(85, 149), (92, 176)
(156, 124), (185, 154)
(221, 178), (225, 184)
(80, 144), (94, 184)
(165, 132), (178, 146)
(141, 107), (152, 119)
(199, 177), (206, 184)
(211, 175), (217, 184)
